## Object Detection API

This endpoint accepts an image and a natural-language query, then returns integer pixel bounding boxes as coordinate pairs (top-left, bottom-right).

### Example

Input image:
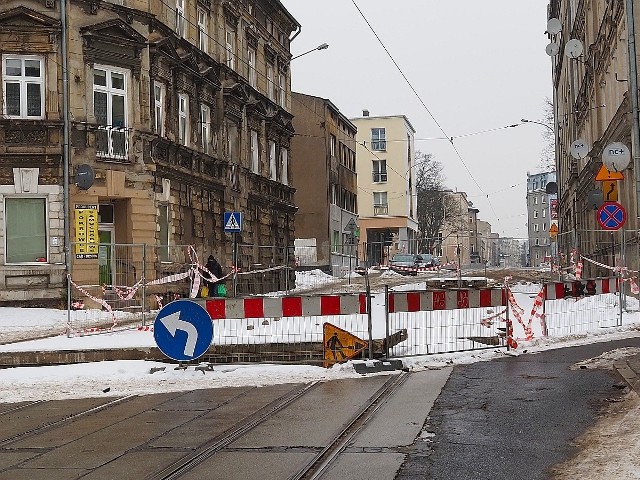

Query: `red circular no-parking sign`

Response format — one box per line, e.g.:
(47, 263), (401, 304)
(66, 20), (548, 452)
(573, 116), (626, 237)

(597, 202), (626, 230)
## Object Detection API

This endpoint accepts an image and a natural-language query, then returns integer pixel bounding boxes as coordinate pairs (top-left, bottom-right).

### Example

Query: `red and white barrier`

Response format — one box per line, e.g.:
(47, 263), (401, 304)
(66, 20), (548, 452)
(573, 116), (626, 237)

(544, 277), (618, 300)
(199, 293), (368, 319)
(388, 288), (506, 313)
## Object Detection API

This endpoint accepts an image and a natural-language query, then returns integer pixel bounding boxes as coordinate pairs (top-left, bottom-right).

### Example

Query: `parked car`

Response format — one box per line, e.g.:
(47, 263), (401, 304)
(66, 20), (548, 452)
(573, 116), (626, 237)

(390, 254), (426, 275)
(418, 254), (440, 268)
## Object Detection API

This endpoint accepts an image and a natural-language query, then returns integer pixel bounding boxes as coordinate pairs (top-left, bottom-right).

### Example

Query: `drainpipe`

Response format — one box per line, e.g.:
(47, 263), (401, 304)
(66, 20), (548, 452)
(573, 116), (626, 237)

(626, 0), (640, 274)
(61, 0), (71, 291)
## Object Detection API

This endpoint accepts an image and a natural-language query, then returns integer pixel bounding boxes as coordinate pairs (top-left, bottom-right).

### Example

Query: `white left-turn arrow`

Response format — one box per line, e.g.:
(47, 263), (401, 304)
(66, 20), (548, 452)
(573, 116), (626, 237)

(160, 311), (198, 357)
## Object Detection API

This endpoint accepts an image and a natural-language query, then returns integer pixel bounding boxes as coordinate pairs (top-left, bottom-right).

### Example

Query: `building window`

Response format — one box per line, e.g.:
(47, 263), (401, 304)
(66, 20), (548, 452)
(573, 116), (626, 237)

(332, 230), (340, 253)
(266, 63), (275, 101)
(175, 0), (186, 37)
(277, 72), (285, 108)
(534, 223), (539, 232)
(372, 159), (387, 182)
(2, 55), (44, 119)
(250, 129), (259, 173)
(158, 204), (170, 262)
(197, 8), (208, 53)
(542, 208), (546, 218)
(533, 210), (538, 218)
(200, 104), (210, 153)
(330, 135), (336, 158)
(373, 191), (388, 215)
(153, 82), (165, 136)
(94, 66), (127, 158)
(371, 128), (386, 151)
(534, 196), (538, 205)
(225, 29), (235, 69)
(269, 140), (277, 180)
(535, 238), (540, 245)
(248, 47), (256, 88)
(543, 222), (547, 231)
(178, 93), (189, 146)
(5, 197), (47, 264)
(280, 148), (288, 185)
(542, 196), (547, 204)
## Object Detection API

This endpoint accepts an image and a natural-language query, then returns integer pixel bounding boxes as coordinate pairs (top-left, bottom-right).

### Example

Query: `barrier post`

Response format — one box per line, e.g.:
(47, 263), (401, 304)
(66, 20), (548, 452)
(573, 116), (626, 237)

(384, 284), (390, 358)
(366, 272), (373, 360)
(541, 283), (548, 336)
(619, 270), (624, 327)
(505, 285), (511, 351)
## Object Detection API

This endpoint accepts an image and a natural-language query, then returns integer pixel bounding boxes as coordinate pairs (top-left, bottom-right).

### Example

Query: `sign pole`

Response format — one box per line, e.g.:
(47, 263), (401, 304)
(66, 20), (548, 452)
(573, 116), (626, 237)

(232, 232), (238, 298)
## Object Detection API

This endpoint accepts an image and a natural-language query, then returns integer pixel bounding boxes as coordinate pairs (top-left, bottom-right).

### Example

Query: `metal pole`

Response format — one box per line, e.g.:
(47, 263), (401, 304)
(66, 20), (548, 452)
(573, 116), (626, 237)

(366, 272), (373, 360)
(627, 0), (640, 275)
(232, 232), (238, 297)
(384, 284), (390, 358)
(505, 284), (511, 351)
(142, 243), (146, 326)
(61, 0), (71, 310)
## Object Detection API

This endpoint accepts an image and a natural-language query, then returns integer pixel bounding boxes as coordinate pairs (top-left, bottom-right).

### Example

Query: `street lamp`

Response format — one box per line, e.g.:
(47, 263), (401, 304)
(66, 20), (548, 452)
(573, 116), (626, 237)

(291, 43), (329, 60)
(520, 118), (554, 133)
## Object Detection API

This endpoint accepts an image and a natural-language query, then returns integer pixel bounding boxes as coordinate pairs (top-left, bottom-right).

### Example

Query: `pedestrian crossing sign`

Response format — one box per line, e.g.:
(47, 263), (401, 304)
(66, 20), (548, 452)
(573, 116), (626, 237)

(224, 211), (242, 232)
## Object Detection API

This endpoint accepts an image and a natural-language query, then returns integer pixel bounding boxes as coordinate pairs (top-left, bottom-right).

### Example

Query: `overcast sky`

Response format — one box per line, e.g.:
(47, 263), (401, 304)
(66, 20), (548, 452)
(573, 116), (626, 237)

(282, 0), (552, 238)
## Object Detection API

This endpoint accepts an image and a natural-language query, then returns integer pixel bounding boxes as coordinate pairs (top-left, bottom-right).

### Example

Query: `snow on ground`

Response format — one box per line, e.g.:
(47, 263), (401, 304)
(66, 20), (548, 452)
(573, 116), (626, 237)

(1, 279), (640, 403)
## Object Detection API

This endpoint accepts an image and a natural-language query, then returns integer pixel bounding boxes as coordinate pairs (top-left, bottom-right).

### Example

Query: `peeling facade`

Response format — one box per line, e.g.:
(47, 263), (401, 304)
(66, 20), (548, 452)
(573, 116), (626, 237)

(0, 0), (299, 304)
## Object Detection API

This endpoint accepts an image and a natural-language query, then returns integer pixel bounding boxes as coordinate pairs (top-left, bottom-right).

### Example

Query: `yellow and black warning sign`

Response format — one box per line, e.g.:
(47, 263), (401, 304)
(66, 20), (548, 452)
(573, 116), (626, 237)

(75, 204), (99, 259)
(323, 323), (368, 368)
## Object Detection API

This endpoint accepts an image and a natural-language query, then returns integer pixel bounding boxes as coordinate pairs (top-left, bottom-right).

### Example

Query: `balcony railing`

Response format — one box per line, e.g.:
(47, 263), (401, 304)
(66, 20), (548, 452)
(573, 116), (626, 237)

(373, 204), (388, 215)
(371, 140), (386, 151)
(96, 126), (128, 160)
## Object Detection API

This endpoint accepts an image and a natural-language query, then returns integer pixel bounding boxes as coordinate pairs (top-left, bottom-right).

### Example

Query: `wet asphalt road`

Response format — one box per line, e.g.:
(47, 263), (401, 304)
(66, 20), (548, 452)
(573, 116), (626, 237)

(396, 337), (640, 480)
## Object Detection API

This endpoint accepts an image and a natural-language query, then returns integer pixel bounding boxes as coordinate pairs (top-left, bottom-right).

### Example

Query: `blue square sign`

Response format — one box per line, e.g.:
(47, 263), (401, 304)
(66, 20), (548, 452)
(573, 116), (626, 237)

(224, 212), (242, 233)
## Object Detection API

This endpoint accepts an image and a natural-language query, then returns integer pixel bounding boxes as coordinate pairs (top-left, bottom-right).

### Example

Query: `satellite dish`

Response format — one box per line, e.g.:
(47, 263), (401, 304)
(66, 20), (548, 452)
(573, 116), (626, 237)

(75, 164), (95, 190)
(565, 39), (584, 58)
(547, 18), (562, 35)
(545, 43), (560, 57)
(570, 139), (590, 159)
(545, 181), (558, 194)
(602, 142), (631, 172)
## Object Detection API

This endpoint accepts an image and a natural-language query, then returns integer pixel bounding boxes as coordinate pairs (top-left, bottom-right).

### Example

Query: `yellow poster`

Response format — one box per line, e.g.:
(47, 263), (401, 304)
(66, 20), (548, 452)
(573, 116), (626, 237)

(75, 204), (99, 259)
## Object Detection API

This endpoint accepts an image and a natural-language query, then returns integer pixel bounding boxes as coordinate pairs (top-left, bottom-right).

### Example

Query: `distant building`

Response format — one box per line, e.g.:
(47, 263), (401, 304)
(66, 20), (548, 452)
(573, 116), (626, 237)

(290, 93), (358, 276)
(526, 171), (556, 267)
(350, 112), (417, 266)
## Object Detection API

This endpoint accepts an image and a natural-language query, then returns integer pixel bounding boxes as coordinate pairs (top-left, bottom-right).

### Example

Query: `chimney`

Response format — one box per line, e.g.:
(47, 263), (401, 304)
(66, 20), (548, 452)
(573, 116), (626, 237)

(363, 109), (369, 117)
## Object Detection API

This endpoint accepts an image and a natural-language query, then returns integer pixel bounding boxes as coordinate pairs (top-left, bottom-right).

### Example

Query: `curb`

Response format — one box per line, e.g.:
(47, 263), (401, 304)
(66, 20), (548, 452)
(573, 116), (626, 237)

(613, 355), (640, 393)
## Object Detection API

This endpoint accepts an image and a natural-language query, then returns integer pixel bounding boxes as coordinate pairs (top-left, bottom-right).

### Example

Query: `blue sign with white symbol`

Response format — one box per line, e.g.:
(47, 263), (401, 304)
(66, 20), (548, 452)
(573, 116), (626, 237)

(597, 202), (626, 231)
(154, 300), (213, 361)
(224, 211), (242, 233)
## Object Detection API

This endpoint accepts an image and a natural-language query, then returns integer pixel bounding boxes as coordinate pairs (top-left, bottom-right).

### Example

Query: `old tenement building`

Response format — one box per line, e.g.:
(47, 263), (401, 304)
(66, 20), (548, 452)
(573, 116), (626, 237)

(0, 0), (299, 304)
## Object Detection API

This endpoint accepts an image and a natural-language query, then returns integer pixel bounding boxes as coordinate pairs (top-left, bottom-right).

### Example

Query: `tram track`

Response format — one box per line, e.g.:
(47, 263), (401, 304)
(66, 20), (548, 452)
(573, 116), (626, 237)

(150, 381), (320, 480)
(289, 372), (410, 479)
(0, 395), (137, 447)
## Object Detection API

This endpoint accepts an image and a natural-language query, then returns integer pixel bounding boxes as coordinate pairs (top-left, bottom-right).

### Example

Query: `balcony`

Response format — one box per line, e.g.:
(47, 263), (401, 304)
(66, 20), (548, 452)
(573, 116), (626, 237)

(373, 204), (388, 216)
(96, 126), (129, 160)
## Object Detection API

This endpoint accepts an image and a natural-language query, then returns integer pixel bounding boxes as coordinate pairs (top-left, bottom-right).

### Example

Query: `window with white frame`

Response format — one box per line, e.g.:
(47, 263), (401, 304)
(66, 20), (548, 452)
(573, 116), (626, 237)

(94, 66), (128, 158)
(225, 29), (235, 69)
(5, 197), (47, 263)
(197, 8), (208, 53)
(372, 159), (387, 182)
(533, 210), (538, 218)
(373, 191), (388, 213)
(153, 82), (165, 136)
(277, 72), (285, 107)
(269, 140), (277, 180)
(534, 196), (538, 205)
(248, 47), (256, 88)
(3, 55), (44, 119)
(178, 93), (189, 146)
(542, 196), (547, 203)
(200, 104), (210, 153)
(266, 63), (275, 101)
(371, 128), (386, 150)
(330, 135), (336, 158)
(175, 0), (186, 37)
(542, 208), (546, 218)
(534, 223), (539, 232)
(543, 222), (547, 231)
(280, 148), (288, 185)
(250, 130), (259, 173)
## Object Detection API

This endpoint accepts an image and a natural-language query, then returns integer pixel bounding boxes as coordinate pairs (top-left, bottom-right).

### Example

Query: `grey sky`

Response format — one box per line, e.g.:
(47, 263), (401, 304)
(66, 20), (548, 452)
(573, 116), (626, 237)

(282, 0), (552, 238)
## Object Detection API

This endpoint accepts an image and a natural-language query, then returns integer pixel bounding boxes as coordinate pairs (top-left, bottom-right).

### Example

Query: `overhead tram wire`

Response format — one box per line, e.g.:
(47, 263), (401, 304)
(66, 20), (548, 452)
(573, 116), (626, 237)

(349, 0), (502, 227)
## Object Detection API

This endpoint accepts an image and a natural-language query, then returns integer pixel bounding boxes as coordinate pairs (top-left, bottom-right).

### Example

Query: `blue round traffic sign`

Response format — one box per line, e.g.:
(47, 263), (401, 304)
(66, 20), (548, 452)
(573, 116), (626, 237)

(154, 300), (213, 361)
(597, 202), (626, 231)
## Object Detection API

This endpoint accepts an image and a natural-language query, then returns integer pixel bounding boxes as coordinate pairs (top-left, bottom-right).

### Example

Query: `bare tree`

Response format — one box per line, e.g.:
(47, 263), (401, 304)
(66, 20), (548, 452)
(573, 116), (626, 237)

(415, 152), (466, 254)
(539, 97), (556, 171)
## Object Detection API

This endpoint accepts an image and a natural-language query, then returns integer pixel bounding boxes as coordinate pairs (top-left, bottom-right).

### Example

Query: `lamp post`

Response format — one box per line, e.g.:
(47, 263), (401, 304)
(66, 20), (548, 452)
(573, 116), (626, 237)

(520, 118), (554, 133)
(290, 43), (329, 60)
